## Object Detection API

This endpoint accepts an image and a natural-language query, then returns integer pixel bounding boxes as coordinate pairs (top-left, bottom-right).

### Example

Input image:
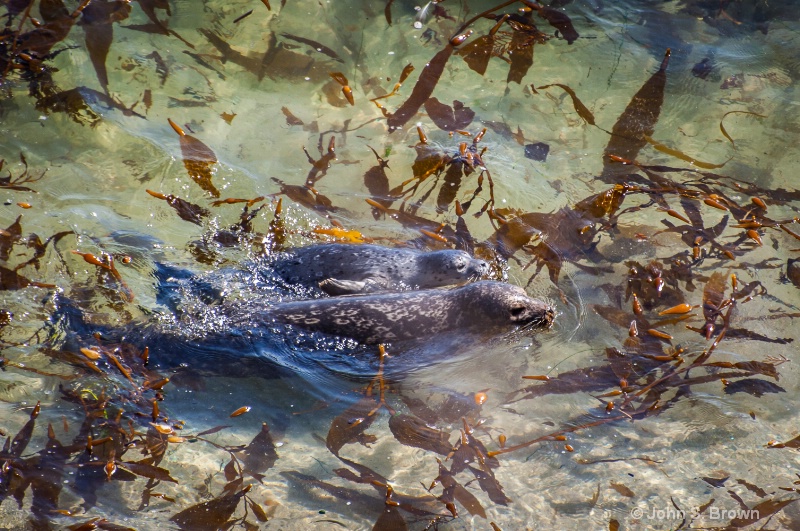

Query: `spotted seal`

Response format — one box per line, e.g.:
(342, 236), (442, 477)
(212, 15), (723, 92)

(267, 243), (490, 296)
(256, 280), (554, 344)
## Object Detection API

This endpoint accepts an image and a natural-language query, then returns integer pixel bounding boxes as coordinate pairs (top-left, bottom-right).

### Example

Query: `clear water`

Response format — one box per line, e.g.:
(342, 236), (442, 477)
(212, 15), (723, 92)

(2, 0), (800, 529)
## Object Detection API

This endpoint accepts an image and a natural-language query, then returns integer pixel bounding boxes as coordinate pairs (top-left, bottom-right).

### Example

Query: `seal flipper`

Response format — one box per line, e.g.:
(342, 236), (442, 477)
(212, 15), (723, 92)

(319, 278), (367, 296)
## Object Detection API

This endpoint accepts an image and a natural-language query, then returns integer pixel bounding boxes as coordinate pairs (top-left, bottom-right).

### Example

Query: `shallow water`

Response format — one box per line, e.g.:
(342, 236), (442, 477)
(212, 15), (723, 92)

(2, 0), (800, 529)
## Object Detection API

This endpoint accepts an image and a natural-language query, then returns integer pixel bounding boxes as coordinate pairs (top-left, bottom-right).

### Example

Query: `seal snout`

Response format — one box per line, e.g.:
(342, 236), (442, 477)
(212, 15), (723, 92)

(469, 258), (491, 280)
(508, 297), (555, 329)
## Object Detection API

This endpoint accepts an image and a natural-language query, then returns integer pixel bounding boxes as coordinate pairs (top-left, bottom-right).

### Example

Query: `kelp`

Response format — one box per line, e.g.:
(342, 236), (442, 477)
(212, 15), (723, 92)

(3, 1), (800, 529)
(601, 49), (671, 182)
(167, 118), (219, 197)
(281, 33), (343, 63)
(0, 153), (46, 192)
(386, 45), (454, 132)
(424, 97), (475, 132)
(146, 189), (210, 225)
(79, 0), (132, 93)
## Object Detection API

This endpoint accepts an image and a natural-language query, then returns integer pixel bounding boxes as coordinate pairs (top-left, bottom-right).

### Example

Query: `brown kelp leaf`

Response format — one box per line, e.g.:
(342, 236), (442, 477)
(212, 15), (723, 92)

(769, 433), (800, 449)
(609, 481), (635, 498)
(364, 146), (392, 217)
(131, 0), (193, 47)
(328, 72), (354, 105)
(80, 0), (132, 92)
(727, 498), (798, 527)
(507, 29), (534, 84)
(83, 23), (113, 94)
(373, 505), (408, 530)
(644, 136), (727, 169)
(21, 0), (89, 56)
(240, 422), (278, 476)
(271, 178), (339, 213)
(525, 241), (563, 285)
(34, 86), (101, 126)
(701, 271), (726, 338)
(388, 414), (451, 455)
(468, 465), (511, 505)
(36, 87), (144, 124)
(457, 34), (494, 75)
(449, 428), (496, 476)
(224, 457), (238, 482)
(436, 161), (464, 213)
(707, 361), (779, 379)
(145, 190), (210, 225)
(170, 487), (250, 531)
(701, 476), (729, 488)
(167, 119), (219, 197)
(723, 378), (785, 397)
(524, 1), (579, 44)
(388, 45), (454, 132)
(537, 83), (595, 125)
(281, 106), (304, 126)
(0, 154), (47, 192)
(303, 135), (337, 186)
(384, 0), (394, 24)
(282, 470), (383, 515)
(454, 483), (486, 518)
(0, 265), (34, 290)
(424, 98), (475, 131)
(3, 0), (33, 21)
(281, 33), (343, 63)
(249, 499), (269, 522)
(118, 460), (178, 483)
(71, 250), (133, 301)
(0, 215), (22, 261)
(199, 29), (262, 76)
(433, 459), (486, 518)
(736, 478), (768, 498)
(411, 144), (447, 183)
(29, 432), (71, 524)
(145, 50), (169, 85)
(145, 425), (170, 464)
(454, 208), (475, 254)
(9, 403), (39, 456)
(601, 49), (670, 180)
(326, 397), (379, 455)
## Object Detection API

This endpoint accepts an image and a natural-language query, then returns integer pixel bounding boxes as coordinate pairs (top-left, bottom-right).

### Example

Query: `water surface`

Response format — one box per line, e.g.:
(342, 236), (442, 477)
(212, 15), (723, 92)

(2, 0), (800, 529)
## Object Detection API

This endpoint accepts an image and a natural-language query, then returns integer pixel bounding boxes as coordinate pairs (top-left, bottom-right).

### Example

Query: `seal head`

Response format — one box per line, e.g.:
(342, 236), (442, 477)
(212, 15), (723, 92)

(268, 243), (490, 296)
(260, 280), (554, 344)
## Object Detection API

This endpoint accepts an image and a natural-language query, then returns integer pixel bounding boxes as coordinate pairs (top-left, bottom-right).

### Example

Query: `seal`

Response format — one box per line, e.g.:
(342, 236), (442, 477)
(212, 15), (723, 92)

(254, 280), (554, 344)
(267, 243), (490, 296)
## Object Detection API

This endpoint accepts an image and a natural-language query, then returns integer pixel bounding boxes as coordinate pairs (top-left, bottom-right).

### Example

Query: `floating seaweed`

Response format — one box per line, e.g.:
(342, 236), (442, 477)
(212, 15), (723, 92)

(2, 1), (800, 529)
(167, 118), (219, 197)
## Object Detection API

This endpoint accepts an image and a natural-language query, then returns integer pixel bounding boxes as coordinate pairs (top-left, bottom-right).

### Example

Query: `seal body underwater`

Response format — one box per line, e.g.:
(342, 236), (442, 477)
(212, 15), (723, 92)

(266, 243), (491, 295)
(247, 280), (554, 345)
(53, 280), (553, 381)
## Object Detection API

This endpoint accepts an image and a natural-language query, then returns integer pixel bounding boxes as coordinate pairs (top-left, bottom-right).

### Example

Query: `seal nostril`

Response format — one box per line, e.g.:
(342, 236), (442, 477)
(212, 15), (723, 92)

(510, 306), (526, 318)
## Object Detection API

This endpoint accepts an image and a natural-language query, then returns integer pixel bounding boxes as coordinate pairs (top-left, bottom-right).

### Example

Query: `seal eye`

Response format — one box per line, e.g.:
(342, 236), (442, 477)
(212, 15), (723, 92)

(455, 258), (467, 272)
(509, 305), (527, 319)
